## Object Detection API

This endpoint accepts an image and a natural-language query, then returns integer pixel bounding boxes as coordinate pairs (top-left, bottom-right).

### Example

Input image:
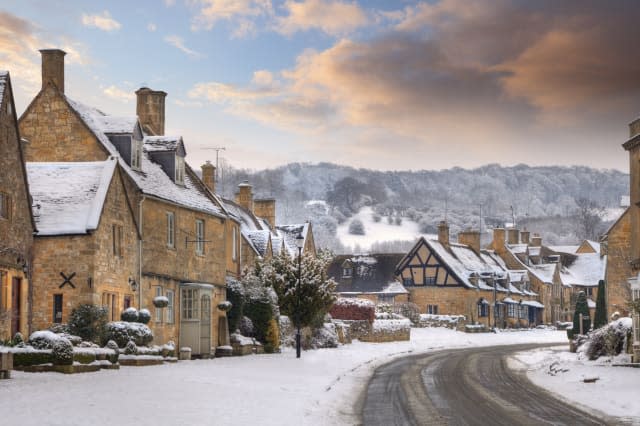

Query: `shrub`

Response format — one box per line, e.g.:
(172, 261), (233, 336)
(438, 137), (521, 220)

(137, 309), (151, 324)
(121, 307), (139, 322)
(593, 280), (607, 329)
(105, 340), (119, 351)
(264, 319), (280, 353)
(105, 340), (120, 363)
(244, 299), (274, 344)
(372, 213), (381, 223)
(29, 330), (63, 349)
(153, 296), (169, 308)
(395, 216), (402, 226)
(226, 279), (245, 333)
(68, 304), (108, 343)
(569, 291), (591, 340)
(48, 323), (69, 334)
(12, 350), (54, 367)
(329, 298), (375, 323)
(579, 318), (632, 360)
(348, 219), (365, 235)
(52, 338), (74, 365)
(124, 340), (138, 355)
(13, 332), (24, 346)
(104, 321), (153, 347)
(73, 351), (96, 364)
(239, 316), (254, 337)
(312, 323), (339, 349)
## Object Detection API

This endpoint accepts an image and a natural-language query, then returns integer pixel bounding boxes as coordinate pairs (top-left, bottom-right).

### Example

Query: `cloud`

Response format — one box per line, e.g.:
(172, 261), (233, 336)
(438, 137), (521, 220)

(164, 35), (203, 58)
(0, 11), (89, 98)
(189, 0), (273, 31)
(147, 22), (157, 32)
(164, 0), (176, 6)
(188, 0), (640, 169)
(81, 11), (121, 32)
(103, 85), (134, 102)
(275, 0), (368, 36)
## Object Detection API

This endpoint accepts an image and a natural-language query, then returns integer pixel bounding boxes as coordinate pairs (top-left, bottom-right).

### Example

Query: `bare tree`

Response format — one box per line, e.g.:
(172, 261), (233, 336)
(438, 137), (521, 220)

(574, 198), (605, 240)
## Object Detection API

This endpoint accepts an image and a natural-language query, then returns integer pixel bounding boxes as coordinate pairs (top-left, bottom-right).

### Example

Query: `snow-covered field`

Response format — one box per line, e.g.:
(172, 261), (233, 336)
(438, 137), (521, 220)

(511, 347), (640, 422)
(1, 328), (566, 426)
(336, 206), (433, 251)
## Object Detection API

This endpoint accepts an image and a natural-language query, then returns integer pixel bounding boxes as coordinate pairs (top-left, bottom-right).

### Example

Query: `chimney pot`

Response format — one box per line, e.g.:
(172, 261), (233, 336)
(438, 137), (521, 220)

(507, 228), (520, 245)
(492, 228), (506, 253)
(235, 181), (254, 212)
(458, 230), (481, 253)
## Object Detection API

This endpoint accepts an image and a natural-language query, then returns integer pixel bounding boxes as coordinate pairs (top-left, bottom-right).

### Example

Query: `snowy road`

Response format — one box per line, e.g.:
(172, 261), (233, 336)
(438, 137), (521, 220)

(361, 344), (622, 426)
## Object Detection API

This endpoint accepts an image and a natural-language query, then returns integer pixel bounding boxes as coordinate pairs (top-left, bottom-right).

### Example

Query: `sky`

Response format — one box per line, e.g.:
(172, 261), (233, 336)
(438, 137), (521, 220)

(1, 0), (640, 172)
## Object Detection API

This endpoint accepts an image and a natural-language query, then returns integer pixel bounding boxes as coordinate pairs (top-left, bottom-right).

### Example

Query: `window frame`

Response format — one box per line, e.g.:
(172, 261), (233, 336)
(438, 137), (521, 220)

(166, 290), (175, 324)
(131, 138), (142, 170)
(53, 294), (63, 323)
(195, 219), (205, 255)
(427, 304), (438, 315)
(181, 288), (199, 320)
(175, 155), (185, 185)
(154, 286), (163, 323)
(166, 212), (175, 248)
(0, 192), (11, 220)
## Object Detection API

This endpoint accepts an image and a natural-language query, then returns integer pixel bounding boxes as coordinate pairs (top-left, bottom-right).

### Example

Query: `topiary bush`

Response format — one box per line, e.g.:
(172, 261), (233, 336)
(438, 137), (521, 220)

(329, 298), (376, 323)
(12, 350), (54, 367)
(73, 350), (96, 365)
(264, 319), (280, 353)
(593, 280), (608, 329)
(51, 338), (74, 366)
(137, 309), (151, 324)
(104, 322), (153, 347)
(68, 304), (108, 344)
(29, 330), (62, 350)
(105, 340), (120, 363)
(124, 340), (138, 355)
(13, 332), (24, 346)
(121, 307), (139, 322)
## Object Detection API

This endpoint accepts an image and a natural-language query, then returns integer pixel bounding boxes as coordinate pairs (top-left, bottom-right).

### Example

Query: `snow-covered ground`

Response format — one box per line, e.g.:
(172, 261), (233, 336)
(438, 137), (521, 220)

(336, 206), (433, 251)
(511, 347), (640, 422)
(1, 328), (565, 426)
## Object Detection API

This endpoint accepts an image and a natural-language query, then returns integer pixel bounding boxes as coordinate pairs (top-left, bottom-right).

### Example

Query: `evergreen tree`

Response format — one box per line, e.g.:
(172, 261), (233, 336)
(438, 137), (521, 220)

(572, 291), (591, 336)
(593, 280), (608, 329)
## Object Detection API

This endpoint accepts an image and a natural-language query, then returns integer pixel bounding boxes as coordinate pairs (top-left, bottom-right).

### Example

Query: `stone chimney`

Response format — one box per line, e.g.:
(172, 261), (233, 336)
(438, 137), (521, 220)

(40, 49), (66, 93)
(531, 233), (542, 247)
(235, 181), (253, 212)
(136, 87), (167, 136)
(491, 228), (506, 253)
(507, 228), (520, 245)
(458, 229), (480, 253)
(254, 198), (276, 229)
(201, 161), (215, 193)
(520, 230), (530, 245)
(437, 221), (449, 246)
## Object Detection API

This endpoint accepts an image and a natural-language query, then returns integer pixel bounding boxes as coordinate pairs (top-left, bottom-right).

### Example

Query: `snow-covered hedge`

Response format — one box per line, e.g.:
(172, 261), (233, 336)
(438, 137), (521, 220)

(28, 330), (66, 349)
(329, 298), (375, 323)
(577, 317), (632, 360)
(51, 338), (74, 365)
(104, 321), (153, 347)
(121, 307), (139, 322)
(311, 323), (339, 349)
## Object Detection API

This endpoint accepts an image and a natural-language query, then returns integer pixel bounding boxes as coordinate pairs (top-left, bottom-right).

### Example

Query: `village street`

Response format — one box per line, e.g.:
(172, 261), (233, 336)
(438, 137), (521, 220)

(1, 328), (567, 426)
(361, 344), (622, 426)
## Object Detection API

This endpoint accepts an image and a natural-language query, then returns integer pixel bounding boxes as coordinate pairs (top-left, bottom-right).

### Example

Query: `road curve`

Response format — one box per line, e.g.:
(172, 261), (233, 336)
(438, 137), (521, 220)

(361, 343), (620, 426)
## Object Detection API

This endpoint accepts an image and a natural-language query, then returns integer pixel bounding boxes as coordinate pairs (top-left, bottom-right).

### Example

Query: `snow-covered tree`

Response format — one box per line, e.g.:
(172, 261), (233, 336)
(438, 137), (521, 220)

(348, 219), (365, 235)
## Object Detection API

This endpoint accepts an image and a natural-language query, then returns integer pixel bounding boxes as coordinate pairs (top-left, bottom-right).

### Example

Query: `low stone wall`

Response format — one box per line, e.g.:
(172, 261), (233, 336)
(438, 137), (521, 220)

(342, 319), (411, 343)
(418, 314), (466, 330)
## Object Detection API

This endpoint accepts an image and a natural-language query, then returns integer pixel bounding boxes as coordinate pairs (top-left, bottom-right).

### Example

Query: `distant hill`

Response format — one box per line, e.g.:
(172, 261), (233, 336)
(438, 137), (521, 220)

(213, 162), (628, 252)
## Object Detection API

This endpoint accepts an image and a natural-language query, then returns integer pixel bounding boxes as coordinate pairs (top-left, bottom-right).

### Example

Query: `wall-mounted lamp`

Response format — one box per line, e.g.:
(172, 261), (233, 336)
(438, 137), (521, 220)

(128, 277), (138, 292)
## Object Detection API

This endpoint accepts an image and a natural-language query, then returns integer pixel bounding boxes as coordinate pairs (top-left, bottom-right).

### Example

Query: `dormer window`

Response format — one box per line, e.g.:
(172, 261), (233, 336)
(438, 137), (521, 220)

(342, 267), (353, 278)
(175, 155), (185, 185)
(131, 138), (142, 170)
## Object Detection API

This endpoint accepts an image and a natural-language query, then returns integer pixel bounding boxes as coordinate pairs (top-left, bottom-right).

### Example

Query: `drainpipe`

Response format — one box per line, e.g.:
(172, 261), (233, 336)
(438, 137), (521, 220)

(138, 195), (145, 309)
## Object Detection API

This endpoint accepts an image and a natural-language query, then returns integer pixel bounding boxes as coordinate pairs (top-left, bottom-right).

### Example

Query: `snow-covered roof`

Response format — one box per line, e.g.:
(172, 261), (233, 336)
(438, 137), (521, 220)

(381, 281), (409, 294)
(245, 230), (270, 256)
(528, 263), (556, 284)
(276, 223), (310, 257)
(522, 300), (544, 308)
(528, 246), (541, 256)
(549, 245), (578, 254)
(508, 244), (528, 254)
(65, 97), (223, 217)
(560, 253), (606, 287)
(621, 195), (630, 207)
(27, 159), (117, 235)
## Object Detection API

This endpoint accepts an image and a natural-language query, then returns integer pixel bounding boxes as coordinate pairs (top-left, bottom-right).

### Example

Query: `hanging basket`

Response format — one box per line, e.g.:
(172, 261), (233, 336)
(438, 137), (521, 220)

(153, 296), (169, 308)
(217, 301), (232, 312)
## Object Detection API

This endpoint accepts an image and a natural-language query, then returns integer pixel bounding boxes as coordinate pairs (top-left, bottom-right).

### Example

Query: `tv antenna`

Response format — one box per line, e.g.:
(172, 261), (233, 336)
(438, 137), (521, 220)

(201, 146), (226, 180)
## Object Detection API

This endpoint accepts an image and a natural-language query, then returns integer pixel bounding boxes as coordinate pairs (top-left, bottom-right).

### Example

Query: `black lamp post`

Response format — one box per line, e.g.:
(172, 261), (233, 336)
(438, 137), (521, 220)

(295, 233), (304, 359)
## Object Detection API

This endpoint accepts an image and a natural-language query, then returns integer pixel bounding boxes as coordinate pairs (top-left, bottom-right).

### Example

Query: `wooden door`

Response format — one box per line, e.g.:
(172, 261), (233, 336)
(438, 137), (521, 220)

(11, 278), (21, 336)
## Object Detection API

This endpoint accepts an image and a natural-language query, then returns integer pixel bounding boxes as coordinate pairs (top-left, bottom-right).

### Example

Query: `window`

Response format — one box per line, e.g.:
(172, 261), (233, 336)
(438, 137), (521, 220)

(403, 277), (414, 286)
(166, 290), (175, 324)
(232, 227), (237, 261)
(123, 295), (132, 310)
(425, 276), (436, 285)
(112, 224), (123, 257)
(182, 288), (199, 319)
(154, 286), (163, 323)
(0, 193), (11, 220)
(53, 294), (63, 323)
(195, 220), (205, 255)
(477, 301), (488, 317)
(342, 267), (353, 278)
(175, 155), (185, 185)
(519, 305), (528, 319)
(102, 292), (117, 321)
(427, 304), (438, 315)
(131, 139), (142, 170)
(166, 212), (175, 248)
(7, 102), (12, 115)
(379, 295), (394, 304)
(495, 304), (503, 318)
(507, 303), (517, 318)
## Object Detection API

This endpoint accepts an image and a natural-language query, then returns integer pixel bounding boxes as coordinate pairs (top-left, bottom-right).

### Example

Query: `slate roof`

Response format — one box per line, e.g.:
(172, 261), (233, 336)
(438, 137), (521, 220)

(329, 253), (407, 294)
(27, 159), (117, 235)
(560, 253), (606, 287)
(0, 71), (7, 105)
(144, 136), (183, 152)
(276, 223), (311, 256)
(65, 97), (223, 217)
